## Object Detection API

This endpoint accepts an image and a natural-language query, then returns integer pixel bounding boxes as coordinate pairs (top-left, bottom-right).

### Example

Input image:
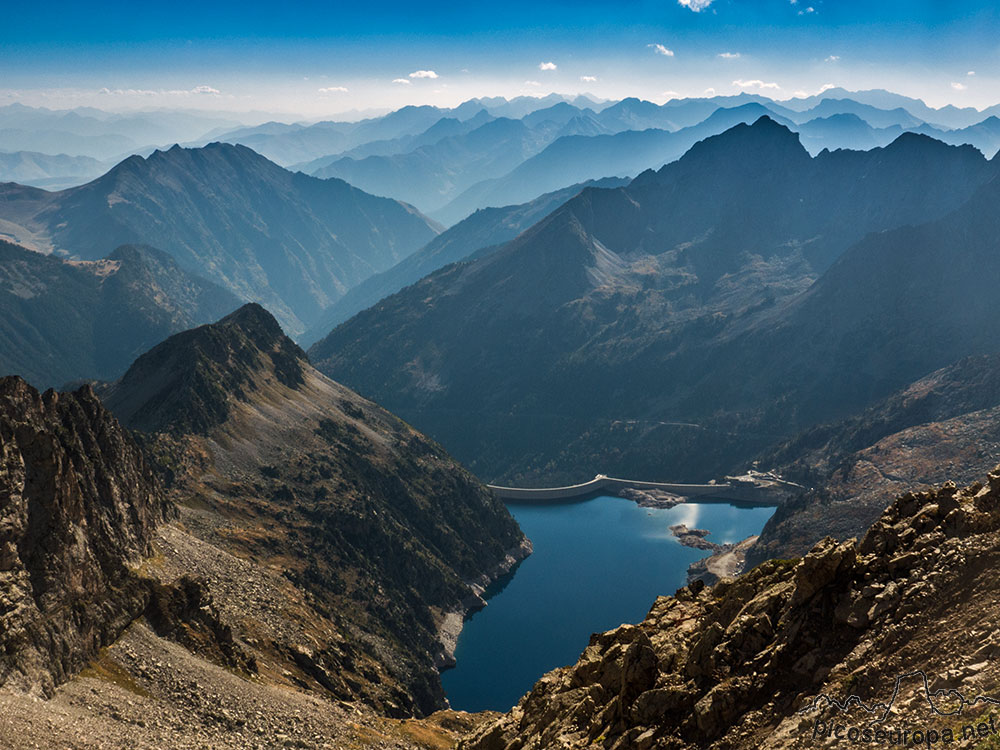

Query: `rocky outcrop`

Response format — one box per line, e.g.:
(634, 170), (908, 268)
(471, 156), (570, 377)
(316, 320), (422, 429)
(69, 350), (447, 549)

(144, 575), (257, 676)
(0, 376), (171, 696)
(101, 303), (306, 435)
(462, 467), (1000, 750)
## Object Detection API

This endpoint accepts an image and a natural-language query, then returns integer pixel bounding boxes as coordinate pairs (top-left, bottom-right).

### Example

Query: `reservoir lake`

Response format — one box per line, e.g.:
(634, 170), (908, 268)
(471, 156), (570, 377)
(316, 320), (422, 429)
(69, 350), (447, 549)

(440, 495), (776, 712)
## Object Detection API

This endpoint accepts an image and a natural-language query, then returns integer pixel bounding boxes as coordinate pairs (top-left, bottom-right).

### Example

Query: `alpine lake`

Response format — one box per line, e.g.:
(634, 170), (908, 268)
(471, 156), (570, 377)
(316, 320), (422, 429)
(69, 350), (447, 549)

(441, 495), (776, 712)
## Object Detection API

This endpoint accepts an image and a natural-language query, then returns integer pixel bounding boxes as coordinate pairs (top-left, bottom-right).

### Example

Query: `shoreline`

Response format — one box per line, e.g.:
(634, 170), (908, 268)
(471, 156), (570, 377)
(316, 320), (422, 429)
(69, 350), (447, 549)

(433, 536), (533, 672)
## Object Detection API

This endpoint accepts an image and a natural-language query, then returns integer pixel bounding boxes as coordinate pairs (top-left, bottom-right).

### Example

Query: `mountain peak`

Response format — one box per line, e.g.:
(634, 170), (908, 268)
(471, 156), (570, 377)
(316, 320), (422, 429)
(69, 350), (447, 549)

(654, 115), (809, 180)
(102, 303), (306, 435)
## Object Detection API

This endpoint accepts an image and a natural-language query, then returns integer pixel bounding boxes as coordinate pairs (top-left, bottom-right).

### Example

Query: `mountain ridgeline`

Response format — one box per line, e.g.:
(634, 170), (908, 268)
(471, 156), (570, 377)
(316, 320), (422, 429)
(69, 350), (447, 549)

(0, 142), (439, 335)
(300, 176), (630, 344)
(311, 117), (1000, 485)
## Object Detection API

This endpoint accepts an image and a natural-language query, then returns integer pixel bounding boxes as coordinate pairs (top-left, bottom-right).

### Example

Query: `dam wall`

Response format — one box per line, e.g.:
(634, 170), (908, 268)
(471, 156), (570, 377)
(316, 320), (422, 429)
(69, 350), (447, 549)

(488, 475), (730, 503)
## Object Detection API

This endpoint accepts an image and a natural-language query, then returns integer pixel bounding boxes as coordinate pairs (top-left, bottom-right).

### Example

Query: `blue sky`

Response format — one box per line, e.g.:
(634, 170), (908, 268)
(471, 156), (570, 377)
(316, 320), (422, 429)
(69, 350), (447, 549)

(2, 0), (999, 116)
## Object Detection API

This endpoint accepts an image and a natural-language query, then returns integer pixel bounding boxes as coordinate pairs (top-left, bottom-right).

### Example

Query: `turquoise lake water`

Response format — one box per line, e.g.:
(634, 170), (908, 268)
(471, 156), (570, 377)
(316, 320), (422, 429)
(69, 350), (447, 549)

(440, 495), (775, 712)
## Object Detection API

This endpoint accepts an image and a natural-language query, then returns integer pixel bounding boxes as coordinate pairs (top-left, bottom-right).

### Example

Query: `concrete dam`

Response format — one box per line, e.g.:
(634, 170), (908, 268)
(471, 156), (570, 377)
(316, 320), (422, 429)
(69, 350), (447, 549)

(487, 472), (804, 505)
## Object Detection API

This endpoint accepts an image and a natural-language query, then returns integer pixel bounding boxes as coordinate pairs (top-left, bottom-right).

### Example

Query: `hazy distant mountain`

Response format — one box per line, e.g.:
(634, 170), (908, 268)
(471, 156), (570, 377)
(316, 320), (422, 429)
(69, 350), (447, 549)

(215, 96), (612, 167)
(312, 117), (562, 213)
(791, 98), (925, 129)
(215, 104), (492, 165)
(304, 109), (496, 165)
(0, 103), (241, 159)
(299, 176), (629, 345)
(0, 151), (109, 190)
(0, 240), (240, 387)
(431, 103), (796, 226)
(935, 115), (1000, 157)
(310, 119), (996, 484)
(0, 129), (138, 161)
(779, 87), (1000, 128)
(0, 143), (439, 335)
(470, 93), (608, 120)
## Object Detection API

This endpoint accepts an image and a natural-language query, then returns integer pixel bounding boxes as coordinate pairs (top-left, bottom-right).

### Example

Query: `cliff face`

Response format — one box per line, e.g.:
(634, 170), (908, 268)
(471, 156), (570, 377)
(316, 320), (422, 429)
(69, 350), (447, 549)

(463, 468), (1000, 750)
(0, 376), (171, 696)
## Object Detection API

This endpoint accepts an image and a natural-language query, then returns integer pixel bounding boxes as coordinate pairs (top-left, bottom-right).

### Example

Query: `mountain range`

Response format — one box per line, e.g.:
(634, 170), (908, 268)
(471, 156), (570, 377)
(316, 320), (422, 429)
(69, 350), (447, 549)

(310, 118), (1000, 487)
(300, 176), (629, 345)
(0, 142), (439, 335)
(7, 87), (1000, 750)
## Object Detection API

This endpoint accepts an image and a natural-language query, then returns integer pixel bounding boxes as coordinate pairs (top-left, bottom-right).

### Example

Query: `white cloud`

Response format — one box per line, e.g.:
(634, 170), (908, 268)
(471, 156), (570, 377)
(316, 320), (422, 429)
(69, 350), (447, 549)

(580, 75), (598, 82)
(798, 6), (816, 13)
(539, 61), (558, 71)
(968, 71), (976, 76)
(99, 88), (158, 96)
(825, 55), (840, 62)
(662, 90), (681, 99)
(951, 82), (968, 91)
(408, 70), (439, 79)
(733, 79), (781, 91)
(704, 87), (716, 96)
(318, 86), (348, 93)
(392, 78), (412, 85)
(649, 44), (675, 57)
(794, 83), (837, 98)
(677, 0), (714, 11)
(524, 80), (541, 86)
(718, 52), (741, 59)
(98, 85), (220, 97)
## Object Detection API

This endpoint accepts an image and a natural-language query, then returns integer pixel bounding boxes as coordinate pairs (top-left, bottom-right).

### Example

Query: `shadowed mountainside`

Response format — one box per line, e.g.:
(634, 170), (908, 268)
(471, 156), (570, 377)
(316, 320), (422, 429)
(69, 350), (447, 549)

(0, 239), (242, 388)
(0, 142), (439, 334)
(301, 176), (629, 345)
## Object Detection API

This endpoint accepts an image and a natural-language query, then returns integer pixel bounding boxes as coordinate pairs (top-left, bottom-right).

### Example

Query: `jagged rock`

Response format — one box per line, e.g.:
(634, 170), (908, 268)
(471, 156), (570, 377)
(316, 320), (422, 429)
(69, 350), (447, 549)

(0, 376), (171, 696)
(144, 575), (257, 676)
